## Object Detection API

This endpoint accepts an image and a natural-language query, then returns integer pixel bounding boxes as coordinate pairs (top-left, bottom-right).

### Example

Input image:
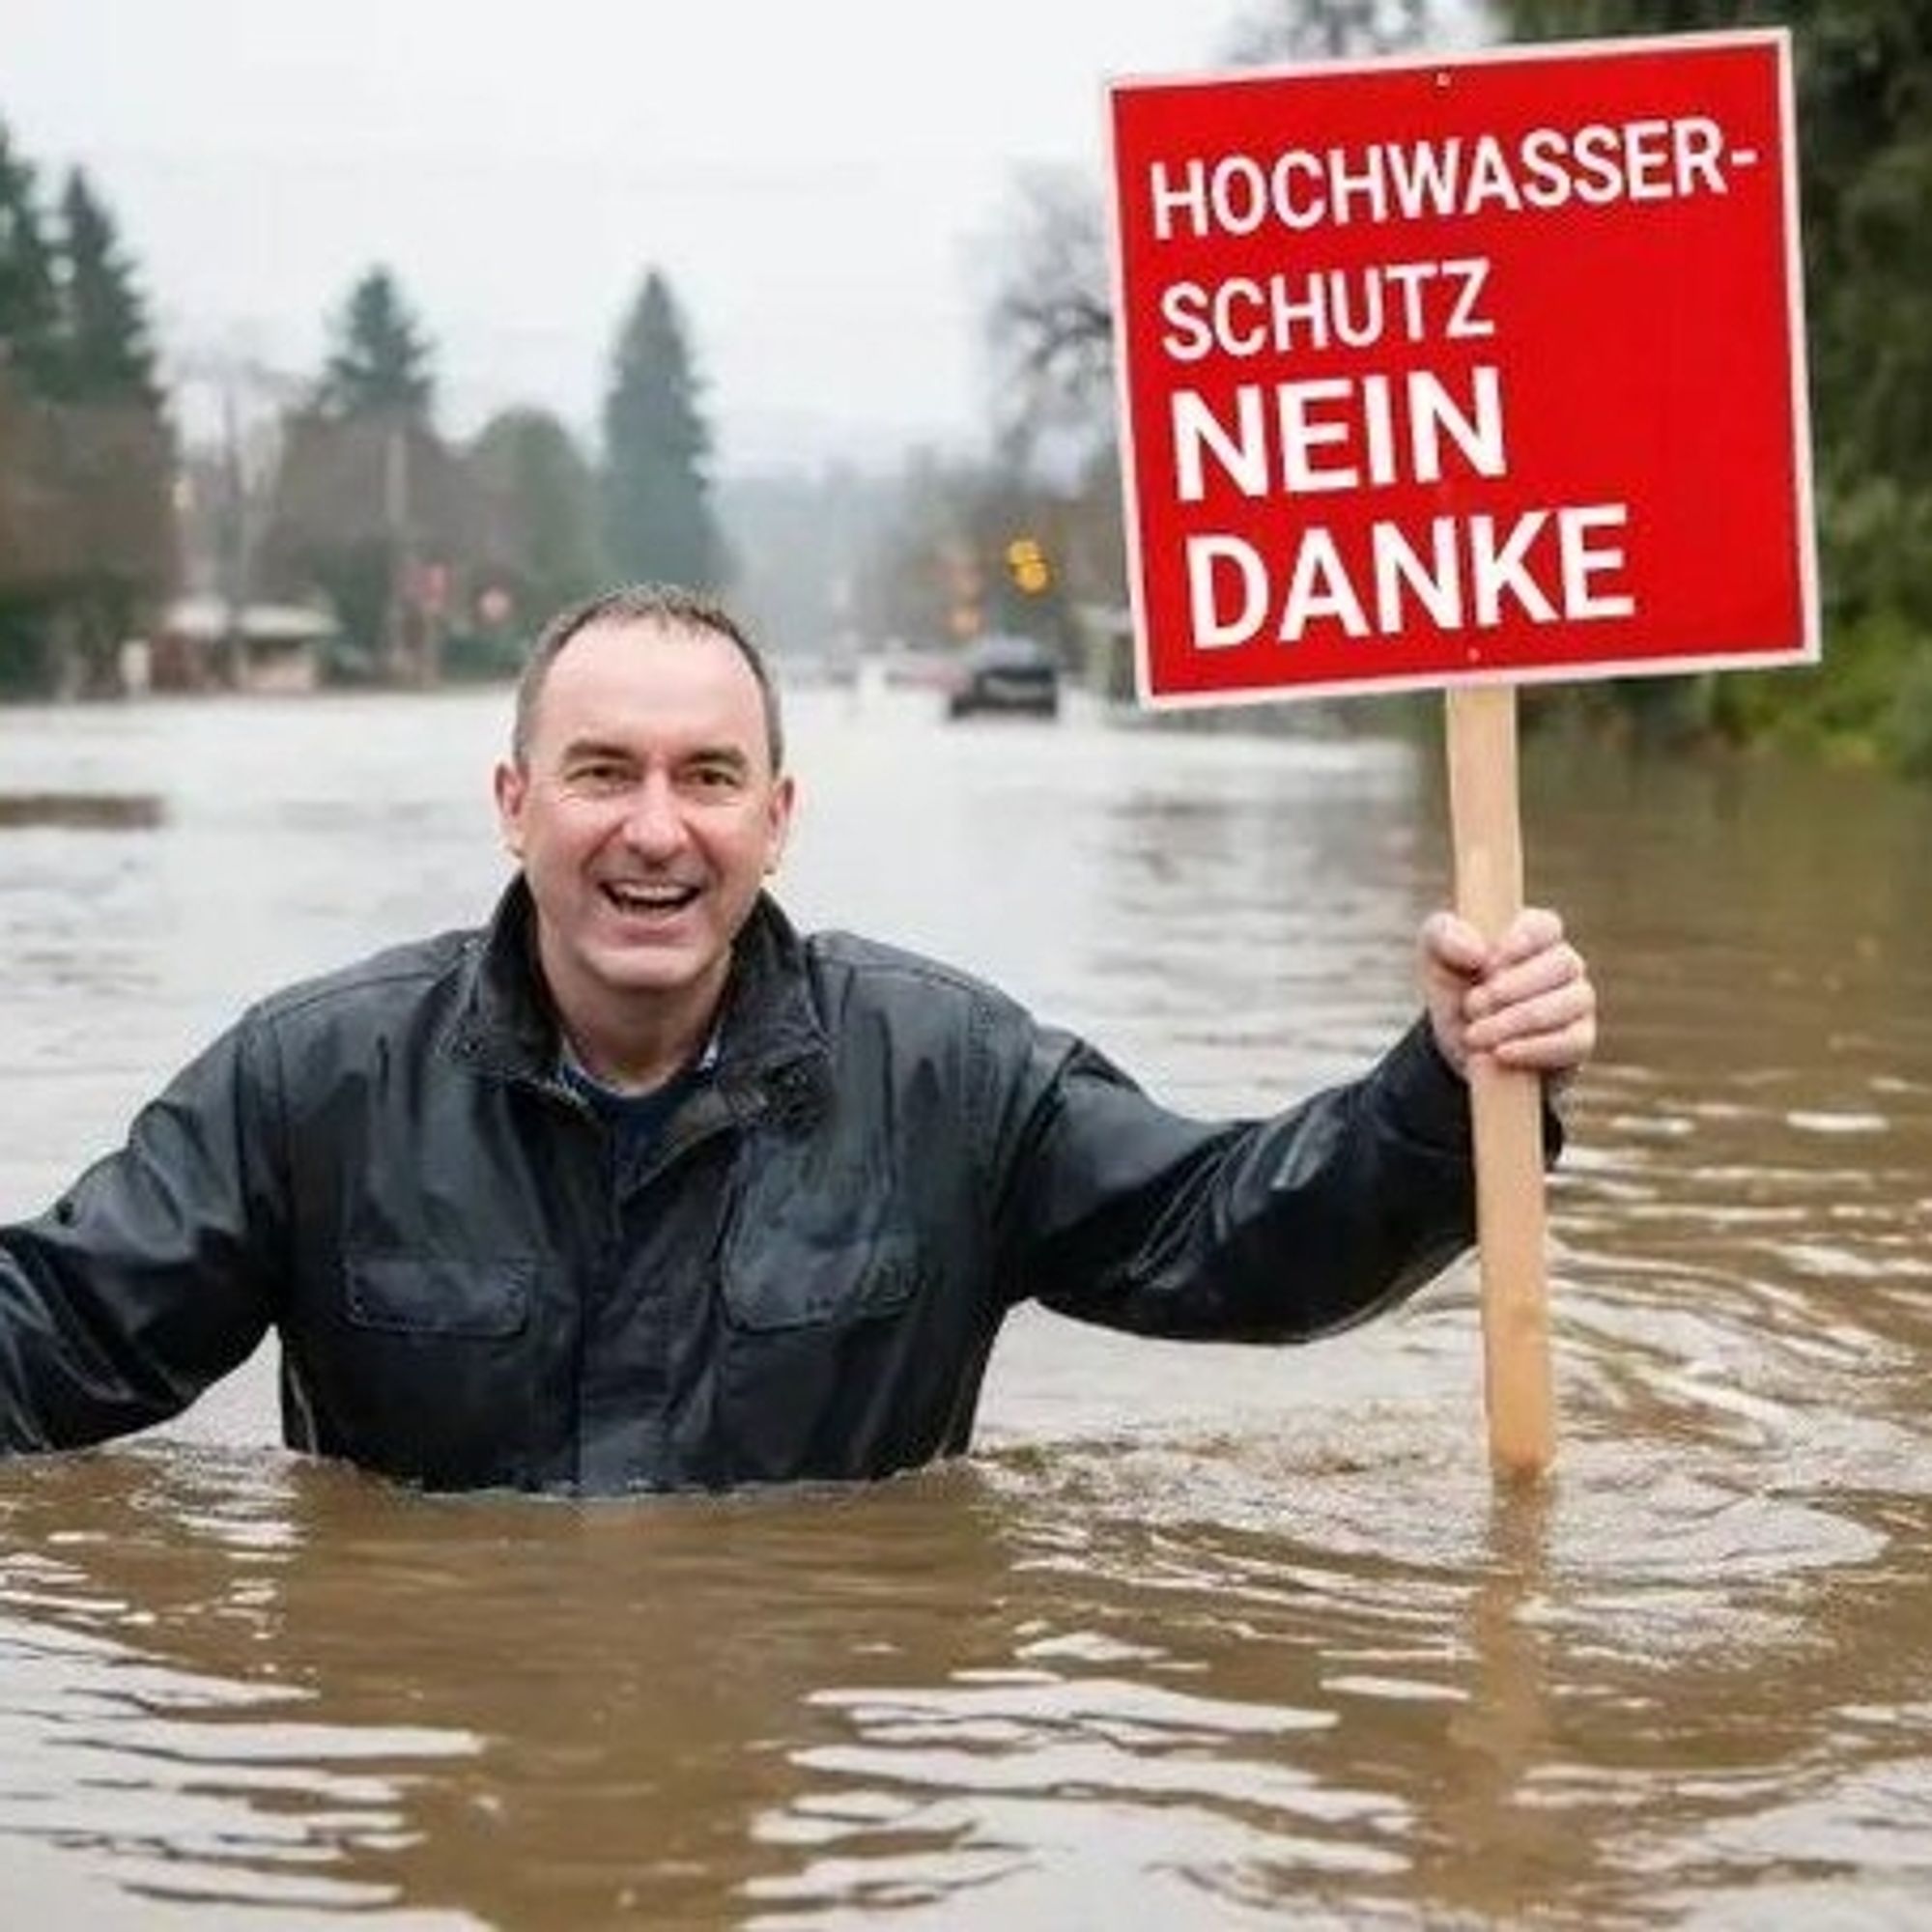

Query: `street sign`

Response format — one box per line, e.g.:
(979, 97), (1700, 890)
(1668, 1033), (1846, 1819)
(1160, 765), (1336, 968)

(1106, 30), (1816, 708)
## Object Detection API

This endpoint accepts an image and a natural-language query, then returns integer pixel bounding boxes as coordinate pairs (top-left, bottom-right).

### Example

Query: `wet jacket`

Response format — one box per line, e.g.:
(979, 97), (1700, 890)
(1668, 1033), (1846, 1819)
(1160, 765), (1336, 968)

(0, 884), (1515, 1492)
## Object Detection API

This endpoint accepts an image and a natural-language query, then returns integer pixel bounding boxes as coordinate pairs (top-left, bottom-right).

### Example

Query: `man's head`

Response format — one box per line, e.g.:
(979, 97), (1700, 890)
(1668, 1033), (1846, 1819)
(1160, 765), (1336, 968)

(512, 583), (785, 777)
(494, 584), (795, 1048)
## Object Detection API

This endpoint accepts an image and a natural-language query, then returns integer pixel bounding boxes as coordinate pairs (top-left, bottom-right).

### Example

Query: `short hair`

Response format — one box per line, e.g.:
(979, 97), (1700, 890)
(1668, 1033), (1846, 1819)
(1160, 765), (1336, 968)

(511, 582), (785, 773)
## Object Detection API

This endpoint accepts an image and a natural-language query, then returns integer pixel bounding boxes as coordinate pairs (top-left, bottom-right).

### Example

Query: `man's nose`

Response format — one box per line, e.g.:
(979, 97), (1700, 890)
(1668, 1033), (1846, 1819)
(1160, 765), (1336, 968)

(619, 774), (686, 854)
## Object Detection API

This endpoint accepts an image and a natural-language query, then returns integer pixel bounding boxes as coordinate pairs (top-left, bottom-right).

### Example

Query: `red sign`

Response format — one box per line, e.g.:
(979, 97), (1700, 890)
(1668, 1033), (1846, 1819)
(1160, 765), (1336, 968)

(1106, 30), (1816, 708)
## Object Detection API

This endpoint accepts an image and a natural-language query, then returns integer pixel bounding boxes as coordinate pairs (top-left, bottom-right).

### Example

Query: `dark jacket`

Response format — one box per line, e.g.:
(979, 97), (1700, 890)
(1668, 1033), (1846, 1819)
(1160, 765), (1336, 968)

(0, 884), (1512, 1492)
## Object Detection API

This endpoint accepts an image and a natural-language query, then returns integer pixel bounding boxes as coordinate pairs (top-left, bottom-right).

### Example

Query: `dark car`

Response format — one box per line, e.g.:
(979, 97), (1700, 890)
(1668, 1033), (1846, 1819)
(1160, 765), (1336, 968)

(944, 635), (1062, 720)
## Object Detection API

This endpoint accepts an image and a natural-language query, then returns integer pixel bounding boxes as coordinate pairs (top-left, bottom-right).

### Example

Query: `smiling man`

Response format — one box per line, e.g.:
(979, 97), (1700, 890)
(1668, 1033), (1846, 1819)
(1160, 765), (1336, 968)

(496, 611), (795, 1093)
(0, 582), (1597, 1492)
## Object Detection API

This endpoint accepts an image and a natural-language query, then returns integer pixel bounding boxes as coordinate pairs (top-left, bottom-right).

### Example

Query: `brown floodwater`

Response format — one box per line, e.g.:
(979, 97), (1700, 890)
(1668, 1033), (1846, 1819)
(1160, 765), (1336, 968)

(1, 682), (1928, 1928)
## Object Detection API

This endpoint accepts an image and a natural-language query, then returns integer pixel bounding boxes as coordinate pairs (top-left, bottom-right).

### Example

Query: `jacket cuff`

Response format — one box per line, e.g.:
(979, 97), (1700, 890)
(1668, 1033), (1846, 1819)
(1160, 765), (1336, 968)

(1372, 1016), (1568, 1166)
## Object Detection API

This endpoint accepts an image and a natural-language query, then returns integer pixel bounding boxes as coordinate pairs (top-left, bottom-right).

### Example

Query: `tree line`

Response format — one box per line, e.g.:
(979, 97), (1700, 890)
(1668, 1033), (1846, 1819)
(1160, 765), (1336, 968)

(0, 122), (173, 696)
(0, 108), (725, 696)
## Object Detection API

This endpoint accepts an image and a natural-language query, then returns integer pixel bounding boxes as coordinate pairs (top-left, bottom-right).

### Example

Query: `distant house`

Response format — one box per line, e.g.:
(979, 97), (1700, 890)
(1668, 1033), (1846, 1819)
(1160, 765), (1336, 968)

(151, 596), (342, 695)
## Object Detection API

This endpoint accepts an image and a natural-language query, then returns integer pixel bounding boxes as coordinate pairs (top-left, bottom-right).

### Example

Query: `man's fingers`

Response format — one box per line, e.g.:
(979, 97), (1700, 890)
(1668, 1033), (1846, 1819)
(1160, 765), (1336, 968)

(1420, 904), (1597, 1082)
(1466, 977), (1595, 1046)
(1492, 906), (1566, 965)
(1466, 939), (1587, 1021)
(1420, 910), (1489, 977)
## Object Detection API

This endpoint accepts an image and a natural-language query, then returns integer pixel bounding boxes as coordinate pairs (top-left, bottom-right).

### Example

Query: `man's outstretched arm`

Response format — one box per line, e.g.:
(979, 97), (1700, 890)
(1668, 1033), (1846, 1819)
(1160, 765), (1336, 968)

(0, 1013), (286, 1453)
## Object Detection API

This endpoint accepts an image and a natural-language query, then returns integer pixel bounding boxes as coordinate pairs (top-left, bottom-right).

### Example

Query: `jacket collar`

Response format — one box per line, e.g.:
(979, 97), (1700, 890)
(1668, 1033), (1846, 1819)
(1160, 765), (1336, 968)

(451, 878), (828, 1107)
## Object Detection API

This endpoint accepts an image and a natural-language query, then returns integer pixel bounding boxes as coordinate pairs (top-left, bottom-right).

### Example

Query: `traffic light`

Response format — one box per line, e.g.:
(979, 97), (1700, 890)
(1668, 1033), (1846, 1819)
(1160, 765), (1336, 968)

(1004, 535), (1051, 595)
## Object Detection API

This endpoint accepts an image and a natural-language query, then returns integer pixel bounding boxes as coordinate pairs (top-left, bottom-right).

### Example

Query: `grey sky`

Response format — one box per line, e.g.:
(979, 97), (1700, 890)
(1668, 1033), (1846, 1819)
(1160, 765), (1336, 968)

(2, 0), (1250, 473)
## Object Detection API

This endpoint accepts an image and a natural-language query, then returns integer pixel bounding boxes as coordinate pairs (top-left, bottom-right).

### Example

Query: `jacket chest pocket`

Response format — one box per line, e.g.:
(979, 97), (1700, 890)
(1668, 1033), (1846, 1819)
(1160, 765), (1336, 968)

(720, 1135), (929, 1332)
(718, 1232), (923, 1332)
(345, 1254), (533, 1337)
(314, 1255), (540, 1489)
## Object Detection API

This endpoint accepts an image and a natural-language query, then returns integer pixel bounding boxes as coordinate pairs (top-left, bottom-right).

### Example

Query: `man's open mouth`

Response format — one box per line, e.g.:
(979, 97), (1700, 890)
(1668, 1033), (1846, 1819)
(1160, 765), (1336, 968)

(600, 881), (701, 916)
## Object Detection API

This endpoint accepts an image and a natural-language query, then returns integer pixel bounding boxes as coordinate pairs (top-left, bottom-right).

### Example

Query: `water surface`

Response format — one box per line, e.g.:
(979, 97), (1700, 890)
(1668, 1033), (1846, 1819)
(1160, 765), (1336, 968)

(2, 685), (1928, 1926)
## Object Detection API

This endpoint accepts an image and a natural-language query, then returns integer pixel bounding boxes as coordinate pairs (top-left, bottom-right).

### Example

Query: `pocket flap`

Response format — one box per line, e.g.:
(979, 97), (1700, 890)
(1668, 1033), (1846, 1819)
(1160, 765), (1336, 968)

(720, 1236), (923, 1333)
(345, 1255), (533, 1339)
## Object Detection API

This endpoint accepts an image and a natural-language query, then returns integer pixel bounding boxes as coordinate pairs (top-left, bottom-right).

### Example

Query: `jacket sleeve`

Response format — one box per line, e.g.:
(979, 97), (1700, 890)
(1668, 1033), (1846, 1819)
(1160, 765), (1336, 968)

(0, 1010), (287, 1451)
(998, 1014), (1556, 1343)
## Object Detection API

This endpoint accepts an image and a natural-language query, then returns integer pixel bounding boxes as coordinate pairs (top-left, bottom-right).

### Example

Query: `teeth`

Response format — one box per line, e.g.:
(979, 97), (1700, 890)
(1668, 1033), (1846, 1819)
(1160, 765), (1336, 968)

(607, 883), (691, 909)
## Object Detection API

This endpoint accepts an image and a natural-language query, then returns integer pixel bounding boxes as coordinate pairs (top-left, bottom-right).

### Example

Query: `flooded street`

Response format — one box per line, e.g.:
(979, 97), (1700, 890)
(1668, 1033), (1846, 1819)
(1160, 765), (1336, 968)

(2, 681), (1930, 1927)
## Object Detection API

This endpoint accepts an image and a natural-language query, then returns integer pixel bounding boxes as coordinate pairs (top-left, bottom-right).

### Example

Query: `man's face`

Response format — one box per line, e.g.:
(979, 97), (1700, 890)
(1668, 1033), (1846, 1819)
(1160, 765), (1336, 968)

(493, 618), (793, 1026)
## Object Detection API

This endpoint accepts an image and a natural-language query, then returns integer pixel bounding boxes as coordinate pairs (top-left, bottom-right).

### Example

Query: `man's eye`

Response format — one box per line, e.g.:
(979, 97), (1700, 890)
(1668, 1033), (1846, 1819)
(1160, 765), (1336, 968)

(570, 763), (630, 790)
(686, 764), (742, 793)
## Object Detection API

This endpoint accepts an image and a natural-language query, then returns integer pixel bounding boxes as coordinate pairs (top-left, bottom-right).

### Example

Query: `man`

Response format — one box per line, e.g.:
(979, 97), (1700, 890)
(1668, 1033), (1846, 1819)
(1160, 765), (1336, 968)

(0, 583), (1597, 1492)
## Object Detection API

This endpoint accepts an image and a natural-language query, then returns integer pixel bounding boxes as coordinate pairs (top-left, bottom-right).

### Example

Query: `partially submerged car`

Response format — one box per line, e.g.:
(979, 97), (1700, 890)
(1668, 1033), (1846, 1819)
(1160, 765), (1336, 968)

(944, 635), (1062, 720)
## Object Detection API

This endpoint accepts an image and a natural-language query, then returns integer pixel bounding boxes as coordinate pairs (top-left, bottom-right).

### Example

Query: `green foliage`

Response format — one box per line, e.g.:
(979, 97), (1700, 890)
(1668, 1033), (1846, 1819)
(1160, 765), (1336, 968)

(51, 171), (162, 406)
(0, 120), (175, 695)
(0, 123), (63, 393)
(599, 270), (724, 591)
(315, 267), (435, 421)
(258, 412), (471, 664)
(469, 407), (606, 632)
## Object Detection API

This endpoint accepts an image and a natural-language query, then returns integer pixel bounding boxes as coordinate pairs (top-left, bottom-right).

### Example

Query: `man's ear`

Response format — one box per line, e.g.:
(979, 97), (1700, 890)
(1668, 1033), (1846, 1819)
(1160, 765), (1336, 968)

(764, 773), (796, 874)
(493, 760), (526, 859)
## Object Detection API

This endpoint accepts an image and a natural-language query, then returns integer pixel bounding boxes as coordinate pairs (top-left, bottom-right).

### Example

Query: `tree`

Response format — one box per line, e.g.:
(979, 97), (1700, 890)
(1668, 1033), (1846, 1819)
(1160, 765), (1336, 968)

(0, 142), (173, 696)
(314, 266), (435, 420)
(0, 119), (62, 393)
(599, 270), (724, 590)
(51, 169), (161, 405)
(1224, 0), (1432, 61)
(264, 268), (469, 678)
(468, 406), (605, 631)
(982, 167), (1117, 461)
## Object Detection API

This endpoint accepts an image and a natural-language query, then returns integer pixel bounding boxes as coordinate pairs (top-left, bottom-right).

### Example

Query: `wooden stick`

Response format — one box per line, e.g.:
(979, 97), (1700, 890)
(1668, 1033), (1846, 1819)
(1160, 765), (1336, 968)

(1444, 684), (1555, 1480)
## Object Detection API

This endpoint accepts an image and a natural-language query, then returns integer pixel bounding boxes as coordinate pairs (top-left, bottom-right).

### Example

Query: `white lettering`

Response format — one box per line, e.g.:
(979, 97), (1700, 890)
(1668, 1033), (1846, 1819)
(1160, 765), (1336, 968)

(1470, 512), (1559, 625)
(1186, 535), (1268, 646)
(1158, 281), (1213, 361)
(1172, 387), (1269, 501)
(1278, 379), (1360, 493)
(1442, 258), (1494, 339)
(1281, 527), (1370, 639)
(1559, 503), (1635, 617)
(1409, 366), (1507, 483)
(1374, 517), (1463, 630)
(1179, 507), (1639, 651)
(1149, 158), (1209, 242)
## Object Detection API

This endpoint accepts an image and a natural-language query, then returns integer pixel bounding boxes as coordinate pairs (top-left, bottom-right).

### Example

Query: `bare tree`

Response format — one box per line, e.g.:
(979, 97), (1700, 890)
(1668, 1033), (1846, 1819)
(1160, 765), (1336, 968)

(1223, 0), (1432, 63)
(982, 166), (1118, 460)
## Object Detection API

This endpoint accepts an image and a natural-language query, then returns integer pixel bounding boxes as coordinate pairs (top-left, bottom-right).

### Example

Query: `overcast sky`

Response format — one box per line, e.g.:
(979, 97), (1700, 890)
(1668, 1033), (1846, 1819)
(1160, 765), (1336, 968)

(1, 0), (1269, 474)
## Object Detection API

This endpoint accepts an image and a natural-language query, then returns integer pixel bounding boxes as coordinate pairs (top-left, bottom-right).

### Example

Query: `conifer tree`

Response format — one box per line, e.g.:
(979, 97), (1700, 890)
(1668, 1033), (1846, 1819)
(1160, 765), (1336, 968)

(0, 120), (62, 394)
(599, 270), (724, 589)
(52, 169), (162, 405)
(315, 266), (435, 420)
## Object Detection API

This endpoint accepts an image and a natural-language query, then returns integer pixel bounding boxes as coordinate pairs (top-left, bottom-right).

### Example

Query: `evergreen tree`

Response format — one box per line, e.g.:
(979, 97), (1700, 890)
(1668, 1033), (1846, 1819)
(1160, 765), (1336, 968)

(315, 266), (435, 419)
(0, 119), (61, 394)
(599, 270), (724, 589)
(52, 169), (162, 405)
(0, 137), (174, 696)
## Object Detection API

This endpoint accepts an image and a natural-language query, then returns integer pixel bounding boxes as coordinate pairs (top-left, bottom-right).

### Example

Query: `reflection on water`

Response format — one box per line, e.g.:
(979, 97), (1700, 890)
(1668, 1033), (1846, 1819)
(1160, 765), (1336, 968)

(0, 791), (165, 830)
(3, 688), (1931, 1925)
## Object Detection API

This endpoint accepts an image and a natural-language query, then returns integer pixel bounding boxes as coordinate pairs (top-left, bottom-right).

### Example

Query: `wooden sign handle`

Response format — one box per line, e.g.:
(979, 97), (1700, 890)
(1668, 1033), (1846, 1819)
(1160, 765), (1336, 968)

(1445, 684), (1555, 1481)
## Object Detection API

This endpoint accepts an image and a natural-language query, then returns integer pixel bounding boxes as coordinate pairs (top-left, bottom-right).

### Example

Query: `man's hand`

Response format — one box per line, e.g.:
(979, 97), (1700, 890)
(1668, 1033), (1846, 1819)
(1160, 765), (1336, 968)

(1420, 907), (1597, 1081)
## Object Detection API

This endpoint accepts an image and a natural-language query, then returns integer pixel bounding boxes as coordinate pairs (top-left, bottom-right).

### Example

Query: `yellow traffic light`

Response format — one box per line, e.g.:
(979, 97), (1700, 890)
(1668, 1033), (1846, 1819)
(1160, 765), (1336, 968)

(1005, 536), (1051, 595)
